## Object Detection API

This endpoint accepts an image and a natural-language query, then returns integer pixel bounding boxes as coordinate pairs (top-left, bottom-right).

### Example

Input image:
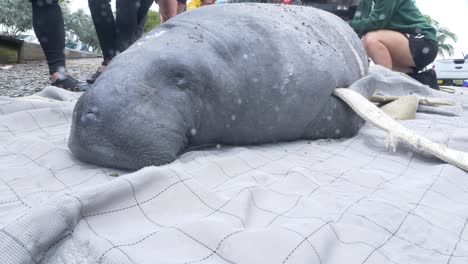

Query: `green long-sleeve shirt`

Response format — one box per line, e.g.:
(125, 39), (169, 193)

(349, 0), (436, 41)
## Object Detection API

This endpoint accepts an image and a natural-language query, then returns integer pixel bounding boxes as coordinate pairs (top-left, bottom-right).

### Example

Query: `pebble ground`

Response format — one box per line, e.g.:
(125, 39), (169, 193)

(0, 58), (101, 97)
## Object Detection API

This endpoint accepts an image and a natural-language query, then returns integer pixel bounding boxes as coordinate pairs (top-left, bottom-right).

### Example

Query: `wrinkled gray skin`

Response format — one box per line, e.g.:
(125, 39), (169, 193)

(69, 3), (370, 170)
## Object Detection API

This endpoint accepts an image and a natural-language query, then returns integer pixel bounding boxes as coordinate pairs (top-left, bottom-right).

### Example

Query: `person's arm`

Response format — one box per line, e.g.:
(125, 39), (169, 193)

(349, 0), (398, 36)
(186, 0), (202, 10)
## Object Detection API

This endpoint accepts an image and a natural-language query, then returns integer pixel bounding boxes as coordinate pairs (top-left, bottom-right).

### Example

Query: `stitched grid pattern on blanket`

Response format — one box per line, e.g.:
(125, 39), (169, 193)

(1, 87), (468, 264)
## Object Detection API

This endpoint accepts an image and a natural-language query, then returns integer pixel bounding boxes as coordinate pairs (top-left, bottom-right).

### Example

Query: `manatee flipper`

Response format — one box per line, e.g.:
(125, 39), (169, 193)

(333, 88), (468, 172)
(303, 73), (371, 139)
(303, 72), (385, 139)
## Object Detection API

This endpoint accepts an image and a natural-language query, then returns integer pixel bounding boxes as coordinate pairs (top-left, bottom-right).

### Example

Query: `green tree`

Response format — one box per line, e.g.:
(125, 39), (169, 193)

(64, 8), (100, 52)
(425, 15), (458, 58)
(0, 0), (33, 36)
(0, 0), (71, 36)
(144, 10), (161, 33)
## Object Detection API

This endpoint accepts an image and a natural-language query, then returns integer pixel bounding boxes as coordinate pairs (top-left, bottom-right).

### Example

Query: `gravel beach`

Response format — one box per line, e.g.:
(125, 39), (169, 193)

(0, 58), (101, 97)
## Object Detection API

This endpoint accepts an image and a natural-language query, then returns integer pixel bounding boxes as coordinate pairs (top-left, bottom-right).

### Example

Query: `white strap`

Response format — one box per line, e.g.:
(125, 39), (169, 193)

(371, 95), (456, 107)
(334, 88), (468, 172)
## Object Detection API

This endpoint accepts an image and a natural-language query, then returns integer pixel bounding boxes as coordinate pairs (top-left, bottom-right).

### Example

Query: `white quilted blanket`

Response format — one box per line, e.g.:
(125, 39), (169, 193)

(1, 76), (468, 264)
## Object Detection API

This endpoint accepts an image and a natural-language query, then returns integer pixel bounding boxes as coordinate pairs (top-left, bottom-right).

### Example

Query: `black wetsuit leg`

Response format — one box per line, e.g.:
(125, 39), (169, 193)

(88, 0), (116, 65)
(31, 0), (66, 74)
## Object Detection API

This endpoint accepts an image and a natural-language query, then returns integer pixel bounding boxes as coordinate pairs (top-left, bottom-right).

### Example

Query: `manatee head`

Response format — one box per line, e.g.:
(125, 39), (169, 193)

(68, 21), (236, 170)
(68, 46), (201, 170)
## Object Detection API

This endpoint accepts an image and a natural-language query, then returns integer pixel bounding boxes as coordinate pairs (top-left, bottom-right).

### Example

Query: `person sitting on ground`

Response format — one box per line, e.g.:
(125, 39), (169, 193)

(186, 0), (215, 11)
(30, 0), (87, 91)
(86, 0), (154, 84)
(349, 0), (439, 89)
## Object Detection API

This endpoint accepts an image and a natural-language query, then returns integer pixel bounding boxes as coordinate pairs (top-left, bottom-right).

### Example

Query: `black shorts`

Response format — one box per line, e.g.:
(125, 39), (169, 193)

(405, 33), (438, 72)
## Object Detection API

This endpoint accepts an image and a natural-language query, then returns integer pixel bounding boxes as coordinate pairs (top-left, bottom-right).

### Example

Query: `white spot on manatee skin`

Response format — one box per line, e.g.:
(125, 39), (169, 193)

(142, 31), (167, 43)
(354, 11), (362, 18)
(335, 129), (341, 135)
(237, 98), (243, 104)
(190, 128), (197, 136)
(231, 115), (236, 121)
(326, 116), (332, 121)
(243, 54), (249, 59)
(378, 14), (386, 20)
(216, 144), (221, 149)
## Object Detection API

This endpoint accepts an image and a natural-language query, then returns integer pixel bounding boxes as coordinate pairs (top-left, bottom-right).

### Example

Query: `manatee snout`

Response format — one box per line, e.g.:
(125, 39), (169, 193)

(68, 94), (113, 168)
(68, 89), (187, 170)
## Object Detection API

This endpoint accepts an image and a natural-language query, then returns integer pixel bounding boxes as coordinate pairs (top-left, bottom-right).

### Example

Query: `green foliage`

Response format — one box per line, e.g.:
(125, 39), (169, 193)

(0, 0), (99, 53)
(144, 10), (161, 33)
(0, 0), (33, 36)
(63, 8), (100, 52)
(425, 15), (458, 58)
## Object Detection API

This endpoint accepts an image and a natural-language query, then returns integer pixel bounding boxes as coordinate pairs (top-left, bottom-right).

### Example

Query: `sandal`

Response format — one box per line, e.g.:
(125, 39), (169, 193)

(407, 69), (440, 90)
(51, 75), (89, 92)
(86, 68), (103, 84)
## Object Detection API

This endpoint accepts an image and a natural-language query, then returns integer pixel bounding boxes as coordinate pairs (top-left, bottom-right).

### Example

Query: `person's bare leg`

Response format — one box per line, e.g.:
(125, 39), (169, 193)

(51, 72), (64, 82)
(362, 30), (416, 73)
(158, 0), (177, 23)
(98, 65), (107, 72)
(362, 33), (392, 69)
(177, 2), (186, 13)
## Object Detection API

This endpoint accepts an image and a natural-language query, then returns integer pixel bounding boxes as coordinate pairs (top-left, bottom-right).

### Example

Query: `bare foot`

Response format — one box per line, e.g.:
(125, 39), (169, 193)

(50, 71), (66, 82)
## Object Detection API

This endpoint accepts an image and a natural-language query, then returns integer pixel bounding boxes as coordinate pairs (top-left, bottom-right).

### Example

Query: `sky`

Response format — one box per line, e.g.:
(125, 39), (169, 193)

(69, 0), (467, 59)
(416, 0), (467, 59)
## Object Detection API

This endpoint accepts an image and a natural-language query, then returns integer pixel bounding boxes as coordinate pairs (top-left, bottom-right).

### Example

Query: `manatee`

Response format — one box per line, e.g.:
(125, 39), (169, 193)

(68, 3), (370, 170)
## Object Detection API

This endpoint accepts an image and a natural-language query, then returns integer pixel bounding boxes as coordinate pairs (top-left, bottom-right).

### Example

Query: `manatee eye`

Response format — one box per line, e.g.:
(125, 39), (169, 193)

(81, 107), (100, 123)
(82, 112), (98, 123)
(174, 73), (187, 86)
(170, 70), (190, 88)
(177, 77), (187, 86)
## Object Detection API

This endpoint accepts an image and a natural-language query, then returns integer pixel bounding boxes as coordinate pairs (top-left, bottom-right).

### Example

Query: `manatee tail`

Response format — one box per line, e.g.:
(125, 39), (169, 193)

(333, 88), (468, 172)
